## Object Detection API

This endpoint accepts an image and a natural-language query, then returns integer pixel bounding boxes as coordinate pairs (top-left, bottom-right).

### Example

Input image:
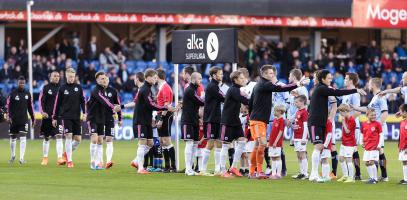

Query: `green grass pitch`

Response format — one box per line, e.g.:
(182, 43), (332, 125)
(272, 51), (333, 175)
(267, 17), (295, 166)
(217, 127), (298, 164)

(0, 140), (406, 200)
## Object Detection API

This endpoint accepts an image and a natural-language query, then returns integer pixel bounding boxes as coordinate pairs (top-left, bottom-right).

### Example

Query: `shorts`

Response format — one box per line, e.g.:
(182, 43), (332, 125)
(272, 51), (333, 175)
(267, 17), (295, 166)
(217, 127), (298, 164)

(158, 114), (173, 137)
(294, 140), (307, 152)
(308, 125), (325, 144)
(339, 145), (355, 158)
(87, 121), (105, 136)
(399, 150), (407, 161)
(321, 149), (331, 159)
(134, 124), (153, 139)
(244, 141), (255, 153)
(40, 119), (58, 138)
(104, 120), (115, 137)
(181, 124), (199, 141)
(250, 120), (267, 139)
(268, 147), (282, 157)
(363, 150), (379, 161)
(380, 123), (388, 148)
(220, 125), (244, 143)
(9, 122), (29, 135)
(59, 119), (82, 135)
(203, 122), (221, 140)
(196, 148), (204, 157)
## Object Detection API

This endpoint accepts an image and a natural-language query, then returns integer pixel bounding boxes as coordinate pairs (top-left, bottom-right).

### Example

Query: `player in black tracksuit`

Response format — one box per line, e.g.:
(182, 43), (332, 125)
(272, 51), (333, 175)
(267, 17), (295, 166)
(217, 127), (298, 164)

(219, 71), (251, 177)
(39, 71), (61, 165)
(307, 69), (363, 181)
(52, 68), (86, 167)
(6, 76), (35, 164)
(181, 72), (205, 175)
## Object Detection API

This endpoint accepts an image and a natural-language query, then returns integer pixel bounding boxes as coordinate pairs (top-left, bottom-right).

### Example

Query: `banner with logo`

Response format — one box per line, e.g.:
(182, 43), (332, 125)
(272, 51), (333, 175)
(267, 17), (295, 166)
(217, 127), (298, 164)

(171, 29), (238, 64)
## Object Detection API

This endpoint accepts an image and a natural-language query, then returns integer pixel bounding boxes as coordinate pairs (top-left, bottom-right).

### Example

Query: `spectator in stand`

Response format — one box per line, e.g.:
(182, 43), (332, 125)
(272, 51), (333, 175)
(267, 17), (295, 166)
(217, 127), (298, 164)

(334, 72), (344, 89)
(274, 41), (288, 64)
(18, 39), (25, 55)
(118, 63), (129, 83)
(7, 46), (19, 66)
(99, 47), (119, 70)
(325, 61), (336, 75)
(123, 73), (137, 93)
(60, 38), (76, 60)
(392, 52), (404, 73)
(50, 43), (62, 58)
(358, 63), (373, 84)
(257, 41), (269, 58)
(365, 40), (381, 63)
(4, 36), (11, 59)
(259, 53), (272, 67)
(87, 36), (98, 61)
(381, 53), (393, 72)
(0, 63), (13, 82)
(112, 76), (123, 92)
(128, 40), (144, 60)
(222, 63), (232, 85)
(116, 51), (126, 65)
(395, 41), (407, 67)
(337, 60), (347, 75)
(142, 37), (157, 61)
(342, 41), (356, 61)
(298, 41), (310, 64)
(13, 65), (23, 79)
(347, 60), (357, 73)
(84, 63), (97, 85)
(244, 43), (256, 75)
(72, 32), (80, 59)
(371, 56), (382, 77)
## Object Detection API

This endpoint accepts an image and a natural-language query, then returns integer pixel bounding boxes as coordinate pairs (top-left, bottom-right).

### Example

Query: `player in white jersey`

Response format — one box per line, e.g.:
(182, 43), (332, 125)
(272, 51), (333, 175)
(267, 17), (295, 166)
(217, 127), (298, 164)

(351, 78), (389, 181)
(265, 67), (289, 176)
(341, 72), (362, 180)
(379, 72), (407, 106)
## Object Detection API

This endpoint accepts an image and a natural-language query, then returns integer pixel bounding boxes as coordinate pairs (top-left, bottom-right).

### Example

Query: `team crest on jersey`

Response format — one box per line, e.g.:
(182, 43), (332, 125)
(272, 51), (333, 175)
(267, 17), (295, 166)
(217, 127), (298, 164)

(371, 127), (376, 131)
(141, 133), (144, 137)
(225, 137), (228, 140)
(64, 90), (69, 95)
(275, 123), (279, 127)
(74, 87), (79, 92)
(25, 95), (28, 100)
(108, 92), (112, 97)
(15, 96), (20, 101)
(48, 90), (53, 95)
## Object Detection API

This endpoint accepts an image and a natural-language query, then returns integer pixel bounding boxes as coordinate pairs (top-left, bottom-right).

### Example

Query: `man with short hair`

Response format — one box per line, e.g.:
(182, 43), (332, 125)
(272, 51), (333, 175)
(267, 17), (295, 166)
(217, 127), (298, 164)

(6, 76), (35, 164)
(52, 68), (87, 168)
(39, 71), (61, 165)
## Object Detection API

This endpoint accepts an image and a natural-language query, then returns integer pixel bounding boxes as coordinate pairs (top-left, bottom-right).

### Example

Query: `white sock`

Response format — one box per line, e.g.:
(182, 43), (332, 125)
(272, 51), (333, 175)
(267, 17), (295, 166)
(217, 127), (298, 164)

(136, 145), (146, 170)
(276, 160), (282, 176)
(72, 140), (80, 151)
(322, 163), (330, 178)
(192, 143), (198, 163)
(90, 143), (97, 163)
(311, 149), (321, 177)
(201, 149), (211, 172)
(220, 143), (230, 173)
(271, 160), (277, 176)
(97, 144), (103, 164)
(341, 161), (349, 177)
(214, 148), (221, 172)
(232, 141), (245, 168)
(19, 137), (26, 161)
(347, 162), (354, 179)
(198, 156), (203, 172)
(184, 141), (194, 172)
(403, 165), (407, 181)
(56, 138), (63, 158)
(367, 165), (374, 180)
(65, 138), (73, 162)
(43, 140), (50, 157)
(371, 165), (378, 180)
(301, 158), (308, 176)
(106, 142), (113, 163)
(10, 138), (17, 158)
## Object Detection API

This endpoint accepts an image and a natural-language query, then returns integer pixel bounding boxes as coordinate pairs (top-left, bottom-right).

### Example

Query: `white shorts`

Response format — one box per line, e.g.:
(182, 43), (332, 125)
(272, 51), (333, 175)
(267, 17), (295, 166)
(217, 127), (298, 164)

(363, 150), (379, 161)
(294, 141), (307, 152)
(321, 149), (331, 159)
(268, 147), (282, 157)
(244, 141), (255, 153)
(339, 145), (356, 158)
(195, 148), (204, 157)
(380, 124), (387, 148)
(399, 150), (407, 161)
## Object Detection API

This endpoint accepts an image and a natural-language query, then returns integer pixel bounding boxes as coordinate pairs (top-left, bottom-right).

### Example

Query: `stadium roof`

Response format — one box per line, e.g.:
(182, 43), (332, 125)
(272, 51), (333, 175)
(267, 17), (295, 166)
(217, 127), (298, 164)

(0, 0), (352, 18)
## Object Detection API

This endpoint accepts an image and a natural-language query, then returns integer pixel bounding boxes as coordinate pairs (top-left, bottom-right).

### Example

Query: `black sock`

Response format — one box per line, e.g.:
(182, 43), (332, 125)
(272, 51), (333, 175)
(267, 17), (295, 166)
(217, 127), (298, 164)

(353, 151), (361, 177)
(143, 153), (149, 168)
(331, 151), (338, 176)
(194, 157), (199, 171)
(264, 147), (271, 168)
(168, 146), (176, 170)
(228, 148), (235, 167)
(379, 154), (388, 178)
(281, 149), (287, 172)
(163, 148), (170, 169)
(148, 148), (154, 167)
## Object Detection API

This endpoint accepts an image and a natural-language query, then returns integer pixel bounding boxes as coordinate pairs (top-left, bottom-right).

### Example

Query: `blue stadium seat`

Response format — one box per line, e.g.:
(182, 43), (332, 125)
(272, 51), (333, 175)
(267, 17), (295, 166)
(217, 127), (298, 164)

(147, 61), (158, 69)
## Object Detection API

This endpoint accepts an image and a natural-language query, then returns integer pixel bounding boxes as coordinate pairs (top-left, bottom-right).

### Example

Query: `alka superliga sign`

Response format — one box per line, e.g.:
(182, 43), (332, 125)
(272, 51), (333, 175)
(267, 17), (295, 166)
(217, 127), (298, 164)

(172, 28), (238, 64)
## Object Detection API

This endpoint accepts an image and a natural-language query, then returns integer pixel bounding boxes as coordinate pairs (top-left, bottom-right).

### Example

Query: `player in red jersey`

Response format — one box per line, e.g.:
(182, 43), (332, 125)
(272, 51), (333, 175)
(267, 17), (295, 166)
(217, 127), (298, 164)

(317, 97), (337, 183)
(268, 105), (286, 179)
(292, 95), (309, 180)
(397, 104), (407, 185)
(337, 104), (357, 183)
(361, 108), (382, 184)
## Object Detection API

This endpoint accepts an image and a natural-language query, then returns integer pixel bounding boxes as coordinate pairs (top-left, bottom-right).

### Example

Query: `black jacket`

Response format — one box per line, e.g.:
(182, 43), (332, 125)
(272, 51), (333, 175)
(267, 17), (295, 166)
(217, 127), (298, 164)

(308, 83), (357, 126)
(181, 83), (205, 125)
(203, 79), (225, 123)
(249, 77), (297, 123)
(52, 83), (86, 120)
(7, 88), (35, 124)
(134, 82), (167, 125)
(221, 84), (249, 126)
(40, 83), (59, 117)
(87, 85), (115, 124)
